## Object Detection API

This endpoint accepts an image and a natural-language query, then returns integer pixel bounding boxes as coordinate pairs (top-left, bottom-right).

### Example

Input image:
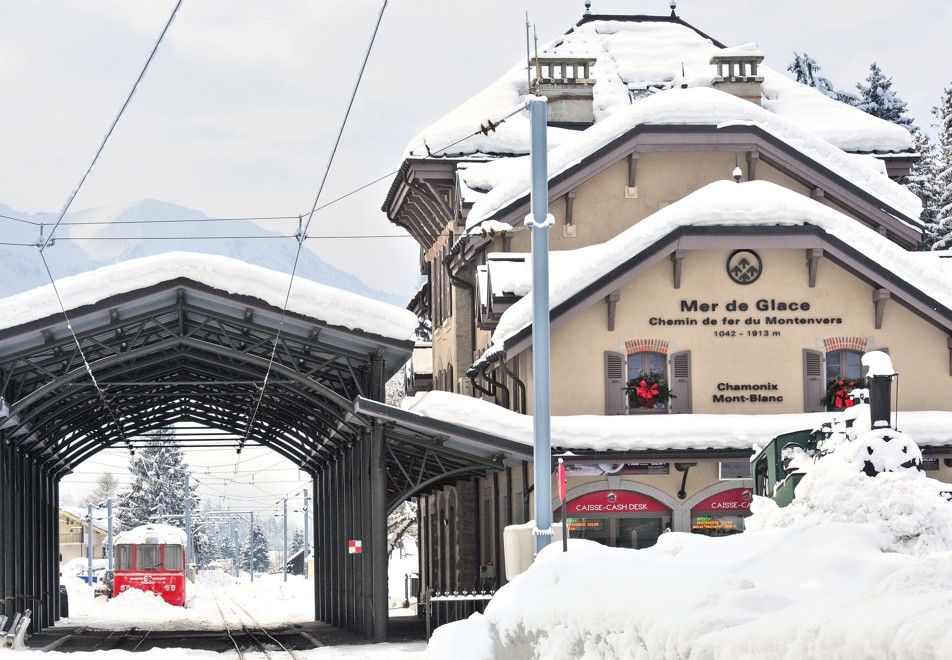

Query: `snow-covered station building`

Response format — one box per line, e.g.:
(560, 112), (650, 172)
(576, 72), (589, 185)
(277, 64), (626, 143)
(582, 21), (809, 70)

(377, 6), (952, 612)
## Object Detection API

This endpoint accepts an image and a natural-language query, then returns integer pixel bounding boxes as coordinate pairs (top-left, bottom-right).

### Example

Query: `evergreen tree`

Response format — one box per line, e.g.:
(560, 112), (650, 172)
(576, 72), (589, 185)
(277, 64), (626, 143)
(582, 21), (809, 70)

(82, 471), (121, 507)
(241, 522), (271, 573)
(903, 129), (943, 249)
(115, 428), (211, 565)
(787, 52), (845, 102)
(932, 85), (952, 251)
(855, 63), (914, 128)
(290, 528), (305, 554)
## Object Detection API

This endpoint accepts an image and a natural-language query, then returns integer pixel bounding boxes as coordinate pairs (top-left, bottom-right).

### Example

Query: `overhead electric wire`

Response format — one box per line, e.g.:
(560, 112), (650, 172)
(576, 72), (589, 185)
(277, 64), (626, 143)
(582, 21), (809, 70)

(39, 0), (184, 251)
(237, 0), (390, 463)
(34, 0), (183, 455)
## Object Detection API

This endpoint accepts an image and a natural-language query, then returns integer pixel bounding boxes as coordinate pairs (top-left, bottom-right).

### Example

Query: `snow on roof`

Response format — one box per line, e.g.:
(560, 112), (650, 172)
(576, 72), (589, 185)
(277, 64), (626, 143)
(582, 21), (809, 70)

(411, 343), (433, 376)
(490, 180), (950, 347)
(114, 523), (187, 546)
(460, 87), (920, 232)
(403, 390), (952, 453)
(409, 18), (912, 161)
(0, 252), (419, 342)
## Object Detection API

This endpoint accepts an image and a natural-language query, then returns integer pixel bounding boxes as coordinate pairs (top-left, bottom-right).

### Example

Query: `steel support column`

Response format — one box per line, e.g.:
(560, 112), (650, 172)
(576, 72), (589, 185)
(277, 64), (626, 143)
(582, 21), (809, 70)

(370, 419), (388, 643)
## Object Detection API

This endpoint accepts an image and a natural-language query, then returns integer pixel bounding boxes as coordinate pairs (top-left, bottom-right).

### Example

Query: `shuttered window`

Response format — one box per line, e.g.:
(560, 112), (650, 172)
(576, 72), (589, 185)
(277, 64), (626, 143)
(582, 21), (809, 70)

(670, 351), (692, 414)
(802, 349), (825, 412)
(604, 351), (627, 415)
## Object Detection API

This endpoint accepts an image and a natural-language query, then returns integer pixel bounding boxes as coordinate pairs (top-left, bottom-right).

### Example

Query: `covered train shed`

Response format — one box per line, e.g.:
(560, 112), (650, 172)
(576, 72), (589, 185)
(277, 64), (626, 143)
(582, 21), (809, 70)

(0, 252), (509, 642)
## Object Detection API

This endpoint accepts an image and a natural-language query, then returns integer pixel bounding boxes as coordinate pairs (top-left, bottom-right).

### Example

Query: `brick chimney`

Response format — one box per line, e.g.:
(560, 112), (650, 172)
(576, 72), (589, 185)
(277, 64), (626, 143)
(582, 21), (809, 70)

(710, 49), (765, 105)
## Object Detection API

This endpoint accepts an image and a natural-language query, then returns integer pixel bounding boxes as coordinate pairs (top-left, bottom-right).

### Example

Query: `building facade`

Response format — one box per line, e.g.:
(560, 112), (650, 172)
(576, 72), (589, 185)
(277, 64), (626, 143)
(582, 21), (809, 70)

(380, 10), (952, 612)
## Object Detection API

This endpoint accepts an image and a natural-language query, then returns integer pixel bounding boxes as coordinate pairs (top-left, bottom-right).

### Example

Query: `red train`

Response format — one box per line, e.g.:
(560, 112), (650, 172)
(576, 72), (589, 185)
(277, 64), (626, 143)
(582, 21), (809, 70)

(106, 524), (188, 606)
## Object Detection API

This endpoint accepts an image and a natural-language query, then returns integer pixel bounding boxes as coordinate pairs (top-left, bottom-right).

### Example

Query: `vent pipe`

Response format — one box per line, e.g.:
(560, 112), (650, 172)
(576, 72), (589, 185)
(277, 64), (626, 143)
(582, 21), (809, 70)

(862, 351), (896, 429)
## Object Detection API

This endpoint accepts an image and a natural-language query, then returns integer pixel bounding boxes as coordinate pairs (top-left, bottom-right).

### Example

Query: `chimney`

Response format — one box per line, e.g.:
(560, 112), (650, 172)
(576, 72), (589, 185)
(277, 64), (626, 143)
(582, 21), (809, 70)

(531, 57), (597, 126)
(710, 49), (765, 105)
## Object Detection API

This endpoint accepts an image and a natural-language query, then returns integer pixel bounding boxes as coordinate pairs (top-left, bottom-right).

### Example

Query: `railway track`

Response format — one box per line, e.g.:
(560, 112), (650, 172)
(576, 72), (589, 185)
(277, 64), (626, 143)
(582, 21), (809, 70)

(212, 590), (305, 660)
(85, 626), (152, 652)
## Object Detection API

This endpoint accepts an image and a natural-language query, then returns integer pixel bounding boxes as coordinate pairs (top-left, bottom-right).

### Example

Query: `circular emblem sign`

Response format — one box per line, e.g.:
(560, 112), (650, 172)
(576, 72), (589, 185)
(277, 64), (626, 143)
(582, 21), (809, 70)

(726, 249), (762, 285)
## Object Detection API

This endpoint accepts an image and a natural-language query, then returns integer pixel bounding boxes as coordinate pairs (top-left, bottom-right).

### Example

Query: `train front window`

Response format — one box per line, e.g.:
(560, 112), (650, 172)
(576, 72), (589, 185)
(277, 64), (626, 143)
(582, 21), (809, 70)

(164, 544), (184, 570)
(136, 544), (162, 571)
(115, 545), (133, 570)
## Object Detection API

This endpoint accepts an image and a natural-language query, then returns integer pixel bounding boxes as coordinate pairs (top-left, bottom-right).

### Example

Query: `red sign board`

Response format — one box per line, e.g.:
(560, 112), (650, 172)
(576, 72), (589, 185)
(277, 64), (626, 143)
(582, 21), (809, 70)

(558, 490), (669, 515)
(348, 539), (362, 554)
(693, 488), (754, 512)
(558, 460), (566, 502)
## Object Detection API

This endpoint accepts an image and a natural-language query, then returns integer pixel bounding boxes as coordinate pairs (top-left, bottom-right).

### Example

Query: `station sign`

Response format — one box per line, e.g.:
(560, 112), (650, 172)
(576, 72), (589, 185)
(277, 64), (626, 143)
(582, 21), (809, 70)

(692, 488), (754, 511)
(557, 490), (669, 514)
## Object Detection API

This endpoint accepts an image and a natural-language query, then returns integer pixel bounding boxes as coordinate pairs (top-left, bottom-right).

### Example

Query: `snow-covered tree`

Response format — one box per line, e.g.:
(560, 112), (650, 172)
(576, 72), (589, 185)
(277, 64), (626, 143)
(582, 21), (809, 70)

(854, 63), (914, 128)
(932, 93), (952, 250)
(115, 428), (211, 564)
(388, 500), (418, 556)
(787, 52), (853, 103)
(82, 471), (121, 507)
(904, 129), (943, 249)
(241, 522), (271, 573)
(290, 528), (305, 554)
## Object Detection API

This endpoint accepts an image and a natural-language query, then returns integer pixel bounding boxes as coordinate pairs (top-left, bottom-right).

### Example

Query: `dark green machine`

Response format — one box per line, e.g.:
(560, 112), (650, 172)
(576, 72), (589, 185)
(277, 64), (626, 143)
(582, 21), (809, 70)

(751, 427), (829, 507)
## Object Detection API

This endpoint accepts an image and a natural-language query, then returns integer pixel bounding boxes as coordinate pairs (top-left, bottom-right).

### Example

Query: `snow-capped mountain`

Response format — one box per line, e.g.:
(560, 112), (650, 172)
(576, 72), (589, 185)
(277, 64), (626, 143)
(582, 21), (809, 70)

(0, 200), (405, 307)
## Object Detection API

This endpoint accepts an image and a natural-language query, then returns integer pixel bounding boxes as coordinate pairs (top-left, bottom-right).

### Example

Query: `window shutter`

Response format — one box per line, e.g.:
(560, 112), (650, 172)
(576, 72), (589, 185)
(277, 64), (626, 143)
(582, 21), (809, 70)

(604, 351), (627, 415)
(670, 351), (692, 414)
(802, 349), (825, 412)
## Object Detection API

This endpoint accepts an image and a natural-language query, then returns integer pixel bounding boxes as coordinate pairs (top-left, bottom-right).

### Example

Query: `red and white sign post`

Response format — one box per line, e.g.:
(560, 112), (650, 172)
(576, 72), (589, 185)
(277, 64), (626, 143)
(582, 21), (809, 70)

(558, 458), (567, 552)
(348, 539), (362, 554)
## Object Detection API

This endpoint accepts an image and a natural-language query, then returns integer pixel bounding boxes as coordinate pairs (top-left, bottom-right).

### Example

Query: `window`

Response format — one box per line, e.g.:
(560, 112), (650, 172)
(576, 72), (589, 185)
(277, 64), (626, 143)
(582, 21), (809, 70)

(115, 545), (133, 571)
(825, 349), (864, 411)
(626, 351), (669, 411)
(826, 349), (863, 383)
(135, 544), (162, 571)
(164, 544), (184, 571)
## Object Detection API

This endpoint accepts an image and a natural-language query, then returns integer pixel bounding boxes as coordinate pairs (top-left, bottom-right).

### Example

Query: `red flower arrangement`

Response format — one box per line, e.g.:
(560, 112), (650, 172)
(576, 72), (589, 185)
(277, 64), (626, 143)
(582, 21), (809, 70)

(822, 377), (868, 409)
(626, 374), (674, 410)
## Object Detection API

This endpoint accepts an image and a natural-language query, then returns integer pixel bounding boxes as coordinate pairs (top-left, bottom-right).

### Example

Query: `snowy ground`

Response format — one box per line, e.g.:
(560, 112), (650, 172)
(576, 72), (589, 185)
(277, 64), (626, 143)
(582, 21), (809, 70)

(428, 426), (952, 659)
(23, 570), (425, 659)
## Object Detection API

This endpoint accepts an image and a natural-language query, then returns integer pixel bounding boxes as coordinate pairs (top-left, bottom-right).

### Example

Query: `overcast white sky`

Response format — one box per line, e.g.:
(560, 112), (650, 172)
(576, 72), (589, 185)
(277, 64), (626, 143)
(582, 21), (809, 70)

(2, 0), (949, 300)
(12, 0), (950, 511)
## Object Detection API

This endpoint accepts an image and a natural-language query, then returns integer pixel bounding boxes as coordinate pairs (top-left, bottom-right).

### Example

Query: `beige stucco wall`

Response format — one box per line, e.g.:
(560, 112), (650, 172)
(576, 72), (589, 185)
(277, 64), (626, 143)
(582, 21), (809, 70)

(511, 248), (950, 416)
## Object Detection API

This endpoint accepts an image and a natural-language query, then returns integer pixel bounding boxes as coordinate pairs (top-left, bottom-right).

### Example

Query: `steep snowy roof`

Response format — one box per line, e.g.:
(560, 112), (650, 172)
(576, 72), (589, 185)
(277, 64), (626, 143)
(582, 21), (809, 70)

(402, 390), (952, 453)
(407, 17), (913, 161)
(460, 87), (921, 232)
(0, 252), (419, 342)
(489, 180), (951, 347)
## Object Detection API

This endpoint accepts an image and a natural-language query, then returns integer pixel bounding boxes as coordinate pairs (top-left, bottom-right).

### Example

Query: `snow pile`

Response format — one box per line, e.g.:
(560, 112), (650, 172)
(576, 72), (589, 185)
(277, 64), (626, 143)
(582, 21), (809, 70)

(428, 446), (952, 659)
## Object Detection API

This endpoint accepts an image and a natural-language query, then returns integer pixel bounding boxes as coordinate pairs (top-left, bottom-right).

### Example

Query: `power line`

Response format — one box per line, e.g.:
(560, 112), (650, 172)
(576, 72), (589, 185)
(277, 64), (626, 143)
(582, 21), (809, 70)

(238, 0), (390, 460)
(40, 0), (184, 250)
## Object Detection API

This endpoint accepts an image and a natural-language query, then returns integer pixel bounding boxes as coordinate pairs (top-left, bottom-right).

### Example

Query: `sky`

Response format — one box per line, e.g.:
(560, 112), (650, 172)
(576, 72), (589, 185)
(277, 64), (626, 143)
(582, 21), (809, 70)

(9, 0), (952, 513)
(2, 0), (950, 300)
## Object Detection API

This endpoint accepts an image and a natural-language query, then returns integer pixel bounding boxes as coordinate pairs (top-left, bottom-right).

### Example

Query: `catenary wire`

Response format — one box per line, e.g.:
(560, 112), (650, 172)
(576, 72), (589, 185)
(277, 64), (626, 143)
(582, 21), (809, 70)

(40, 0), (184, 251)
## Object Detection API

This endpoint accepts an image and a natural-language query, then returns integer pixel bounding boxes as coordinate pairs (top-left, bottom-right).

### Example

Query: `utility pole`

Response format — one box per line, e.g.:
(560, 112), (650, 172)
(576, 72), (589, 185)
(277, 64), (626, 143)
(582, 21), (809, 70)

(158, 503), (165, 524)
(283, 498), (288, 582)
(528, 94), (554, 555)
(232, 519), (240, 578)
(249, 512), (255, 583)
(302, 489), (309, 558)
(106, 499), (114, 572)
(86, 504), (94, 584)
(184, 473), (193, 576)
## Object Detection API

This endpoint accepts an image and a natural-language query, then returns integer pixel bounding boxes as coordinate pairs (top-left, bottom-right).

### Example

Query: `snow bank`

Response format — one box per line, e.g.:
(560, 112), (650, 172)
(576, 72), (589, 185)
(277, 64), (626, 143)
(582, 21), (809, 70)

(427, 433), (952, 659)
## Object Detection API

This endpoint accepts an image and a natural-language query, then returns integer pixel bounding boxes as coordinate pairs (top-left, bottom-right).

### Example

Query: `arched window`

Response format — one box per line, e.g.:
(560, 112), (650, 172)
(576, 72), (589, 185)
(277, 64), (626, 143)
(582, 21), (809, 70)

(627, 351), (669, 411)
(824, 349), (864, 411)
